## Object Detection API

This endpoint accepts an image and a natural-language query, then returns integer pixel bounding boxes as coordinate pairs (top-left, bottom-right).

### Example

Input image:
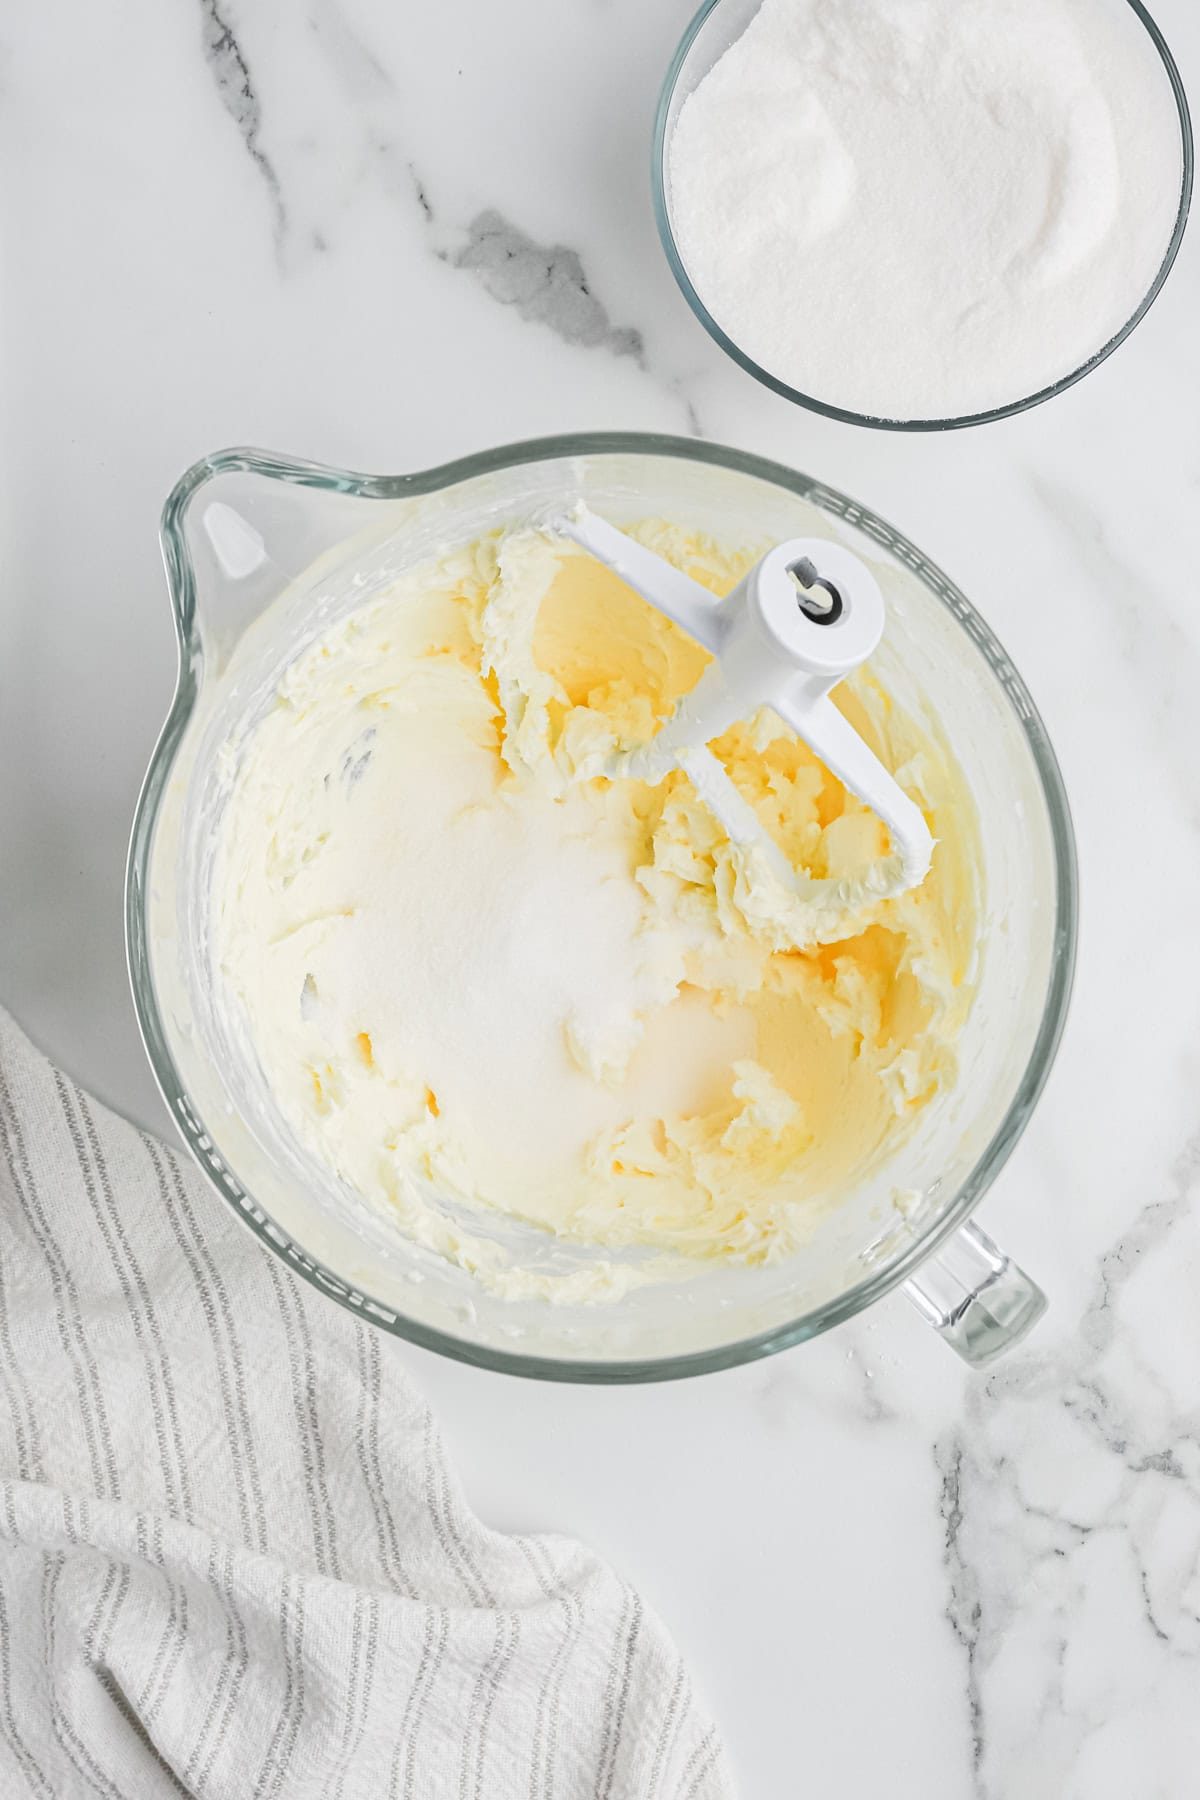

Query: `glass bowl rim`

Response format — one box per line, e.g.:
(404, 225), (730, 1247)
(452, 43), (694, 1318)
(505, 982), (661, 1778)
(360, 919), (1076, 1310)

(652, 0), (1194, 433)
(126, 430), (1079, 1382)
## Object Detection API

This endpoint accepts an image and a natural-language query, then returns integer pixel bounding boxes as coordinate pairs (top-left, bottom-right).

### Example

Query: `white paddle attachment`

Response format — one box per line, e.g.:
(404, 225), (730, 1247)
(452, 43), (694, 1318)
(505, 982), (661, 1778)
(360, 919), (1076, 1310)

(551, 509), (934, 902)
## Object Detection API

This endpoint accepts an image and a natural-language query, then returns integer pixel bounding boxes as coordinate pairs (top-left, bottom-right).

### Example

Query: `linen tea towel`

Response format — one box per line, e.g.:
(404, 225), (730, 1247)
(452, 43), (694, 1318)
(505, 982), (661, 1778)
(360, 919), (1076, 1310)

(0, 1005), (732, 1798)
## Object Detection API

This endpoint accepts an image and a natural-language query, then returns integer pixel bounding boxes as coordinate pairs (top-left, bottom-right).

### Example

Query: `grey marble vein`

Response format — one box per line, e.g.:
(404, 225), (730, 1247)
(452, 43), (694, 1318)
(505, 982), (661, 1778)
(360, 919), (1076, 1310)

(670, 386), (705, 439)
(1028, 471), (1200, 831)
(411, 172), (434, 223)
(933, 1126), (1200, 1793)
(200, 0), (285, 243)
(841, 1341), (895, 1424)
(300, 4), (434, 234)
(306, 0), (394, 99)
(452, 210), (644, 362)
(937, 1441), (985, 1787)
(752, 1335), (899, 1430)
(294, 12), (703, 427)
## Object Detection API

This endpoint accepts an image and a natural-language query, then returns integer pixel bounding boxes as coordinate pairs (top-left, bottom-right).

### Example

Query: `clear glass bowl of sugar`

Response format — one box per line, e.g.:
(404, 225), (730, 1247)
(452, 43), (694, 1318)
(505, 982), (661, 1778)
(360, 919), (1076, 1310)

(652, 0), (1193, 431)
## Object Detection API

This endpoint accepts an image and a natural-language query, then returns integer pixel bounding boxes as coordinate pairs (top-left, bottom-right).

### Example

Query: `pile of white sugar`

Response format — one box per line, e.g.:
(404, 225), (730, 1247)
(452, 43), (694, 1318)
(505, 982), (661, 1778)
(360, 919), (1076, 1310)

(667, 0), (1182, 421)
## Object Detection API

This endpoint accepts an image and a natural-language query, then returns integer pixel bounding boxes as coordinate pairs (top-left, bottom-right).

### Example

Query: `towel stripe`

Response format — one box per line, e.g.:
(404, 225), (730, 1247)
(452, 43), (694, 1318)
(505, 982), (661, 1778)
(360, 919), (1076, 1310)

(514, 1535), (557, 1601)
(473, 1612), (521, 1798)
(42, 1553), (125, 1800)
(422, 1410), (485, 1605)
(594, 1585), (638, 1798)
(290, 1284), (344, 1580)
(647, 1656), (688, 1799)
(92, 1665), (190, 1797)
(142, 1136), (256, 1554)
(540, 1589), (586, 1800)
(0, 1565), (54, 1796)
(181, 1544), (245, 1787)
(429, 1418), (496, 1607)
(188, 1546), (251, 1794)
(0, 1069), (119, 1504)
(264, 1259), (341, 1579)
(397, 1604), (450, 1800)
(137, 1517), (191, 1727)
(256, 1571), (308, 1798)
(353, 1327), (418, 1599)
(161, 1142), (270, 1552)
(56, 1079), (194, 1525)
(331, 1591), (380, 1800)
(600, 1589), (643, 1799)
(265, 1576), (308, 1799)
(678, 1725), (722, 1800)
(0, 1239), (43, 1483)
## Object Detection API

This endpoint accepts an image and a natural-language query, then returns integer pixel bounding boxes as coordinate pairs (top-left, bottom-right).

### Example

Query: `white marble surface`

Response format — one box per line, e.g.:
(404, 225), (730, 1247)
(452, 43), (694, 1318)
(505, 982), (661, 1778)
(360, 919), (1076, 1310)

(2, 0), (1199, 1792)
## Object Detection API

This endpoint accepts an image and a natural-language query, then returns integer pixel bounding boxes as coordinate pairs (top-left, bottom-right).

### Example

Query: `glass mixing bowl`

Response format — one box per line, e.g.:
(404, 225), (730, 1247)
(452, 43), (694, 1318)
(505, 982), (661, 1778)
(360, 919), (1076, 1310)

(127, 434), (1076, 1379)
(652, 0), (1193, 431)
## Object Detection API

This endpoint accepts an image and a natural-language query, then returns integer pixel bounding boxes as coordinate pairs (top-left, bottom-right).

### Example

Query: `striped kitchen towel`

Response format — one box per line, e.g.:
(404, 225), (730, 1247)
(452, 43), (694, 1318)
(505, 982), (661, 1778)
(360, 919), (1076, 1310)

(0, 1005), (731, 1799)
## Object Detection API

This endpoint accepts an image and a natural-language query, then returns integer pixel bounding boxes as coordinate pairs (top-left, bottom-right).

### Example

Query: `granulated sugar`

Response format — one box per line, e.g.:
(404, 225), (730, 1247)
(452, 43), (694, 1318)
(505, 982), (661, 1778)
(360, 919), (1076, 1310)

(667, 0), (1183, 421)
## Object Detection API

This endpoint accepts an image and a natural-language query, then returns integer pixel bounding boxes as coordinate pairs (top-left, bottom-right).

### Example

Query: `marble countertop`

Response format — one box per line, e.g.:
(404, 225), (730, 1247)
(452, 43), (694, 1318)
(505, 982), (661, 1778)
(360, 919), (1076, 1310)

(3, 0), (1199, 1791)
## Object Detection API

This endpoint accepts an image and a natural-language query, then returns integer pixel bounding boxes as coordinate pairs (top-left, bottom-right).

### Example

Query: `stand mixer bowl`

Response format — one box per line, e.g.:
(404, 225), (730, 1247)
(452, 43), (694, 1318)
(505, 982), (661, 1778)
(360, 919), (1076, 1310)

(127, 434), (1076, 1379)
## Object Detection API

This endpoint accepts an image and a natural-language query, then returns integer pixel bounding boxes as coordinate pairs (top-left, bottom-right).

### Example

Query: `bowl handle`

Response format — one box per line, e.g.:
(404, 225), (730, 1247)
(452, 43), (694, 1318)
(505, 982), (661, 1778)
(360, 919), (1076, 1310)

(903, 1219), (1046, 1366)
